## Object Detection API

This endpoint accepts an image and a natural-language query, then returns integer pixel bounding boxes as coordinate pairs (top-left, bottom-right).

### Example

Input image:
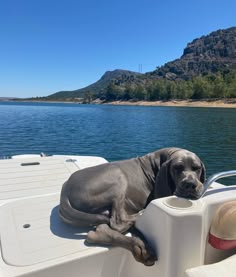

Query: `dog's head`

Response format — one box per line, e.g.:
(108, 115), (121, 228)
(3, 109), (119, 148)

(154, 149), (206, 199)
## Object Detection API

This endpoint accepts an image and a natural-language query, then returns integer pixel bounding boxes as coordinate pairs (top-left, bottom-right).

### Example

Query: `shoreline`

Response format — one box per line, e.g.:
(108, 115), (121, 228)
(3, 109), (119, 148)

(2, 98), (236, 108)
(105, 99), (236, 108)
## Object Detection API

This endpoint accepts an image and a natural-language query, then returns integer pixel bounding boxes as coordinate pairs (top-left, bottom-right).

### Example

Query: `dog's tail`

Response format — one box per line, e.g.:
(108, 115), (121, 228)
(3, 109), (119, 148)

(59, 196), (110, 227)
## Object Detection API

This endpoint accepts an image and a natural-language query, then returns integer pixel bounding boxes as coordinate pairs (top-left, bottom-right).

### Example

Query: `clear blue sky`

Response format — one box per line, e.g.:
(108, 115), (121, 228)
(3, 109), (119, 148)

(0, 0), (236, 98)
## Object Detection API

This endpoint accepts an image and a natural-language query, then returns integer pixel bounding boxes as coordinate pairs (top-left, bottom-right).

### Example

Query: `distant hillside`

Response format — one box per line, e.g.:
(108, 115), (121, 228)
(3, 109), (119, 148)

(47, 69), (142, 100)
(0, 97), (19, 101)
(46, 27), (236, 101)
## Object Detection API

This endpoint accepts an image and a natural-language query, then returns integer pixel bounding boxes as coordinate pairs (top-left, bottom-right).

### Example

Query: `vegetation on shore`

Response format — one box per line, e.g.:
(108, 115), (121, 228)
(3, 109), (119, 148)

(94, 70), (236, 102)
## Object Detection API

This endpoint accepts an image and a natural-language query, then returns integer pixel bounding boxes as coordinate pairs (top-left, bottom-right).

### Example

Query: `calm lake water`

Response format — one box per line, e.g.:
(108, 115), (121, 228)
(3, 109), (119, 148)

(0, 102), (236, 184)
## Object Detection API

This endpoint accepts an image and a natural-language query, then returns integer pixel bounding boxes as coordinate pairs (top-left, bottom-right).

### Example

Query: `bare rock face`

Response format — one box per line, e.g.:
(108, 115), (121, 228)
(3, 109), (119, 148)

(153, 27), (236, 80)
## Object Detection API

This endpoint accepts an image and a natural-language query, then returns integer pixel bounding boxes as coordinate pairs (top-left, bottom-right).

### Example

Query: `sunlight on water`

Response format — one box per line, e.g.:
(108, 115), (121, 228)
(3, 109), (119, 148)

(0, 102), (236, 184)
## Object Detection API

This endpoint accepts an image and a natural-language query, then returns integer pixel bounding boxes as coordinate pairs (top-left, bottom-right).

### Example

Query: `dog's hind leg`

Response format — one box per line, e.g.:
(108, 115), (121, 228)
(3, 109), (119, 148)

(86, 224), (157, 266)
(109, 207), (141, 233)
(109, 194), (143, 233)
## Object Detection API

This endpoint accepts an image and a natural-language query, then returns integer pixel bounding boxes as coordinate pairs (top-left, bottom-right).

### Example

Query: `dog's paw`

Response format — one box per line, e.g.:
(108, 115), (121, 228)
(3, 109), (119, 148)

(86, 230), (97, 244)
(86, 224), (112, 244)
(131, 237), (157, 266)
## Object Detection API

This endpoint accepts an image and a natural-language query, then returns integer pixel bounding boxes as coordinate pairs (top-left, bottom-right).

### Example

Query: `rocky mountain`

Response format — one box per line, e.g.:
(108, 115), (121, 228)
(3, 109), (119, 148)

(149, 27), (236, 80)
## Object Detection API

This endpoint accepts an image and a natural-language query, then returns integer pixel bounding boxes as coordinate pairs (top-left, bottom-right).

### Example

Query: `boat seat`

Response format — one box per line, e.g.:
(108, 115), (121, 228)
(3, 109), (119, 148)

(184, 254), (236, 277)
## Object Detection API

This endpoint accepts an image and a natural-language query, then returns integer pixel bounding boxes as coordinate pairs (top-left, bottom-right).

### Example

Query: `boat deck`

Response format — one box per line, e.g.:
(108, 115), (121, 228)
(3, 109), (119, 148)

(0, 155), (111, 276)
(0, 193), (104, 266)
(0, 156), (79, 200)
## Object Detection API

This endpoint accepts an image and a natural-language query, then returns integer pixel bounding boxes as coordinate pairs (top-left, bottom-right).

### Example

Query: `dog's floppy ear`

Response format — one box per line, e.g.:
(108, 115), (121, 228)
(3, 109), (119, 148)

(154, 159), (175, 199)
(200, 161), (206, 183)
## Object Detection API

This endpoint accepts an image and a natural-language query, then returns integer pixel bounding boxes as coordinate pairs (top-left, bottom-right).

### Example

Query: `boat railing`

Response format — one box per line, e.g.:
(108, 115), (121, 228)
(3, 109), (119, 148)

(200, 170), (236, 198)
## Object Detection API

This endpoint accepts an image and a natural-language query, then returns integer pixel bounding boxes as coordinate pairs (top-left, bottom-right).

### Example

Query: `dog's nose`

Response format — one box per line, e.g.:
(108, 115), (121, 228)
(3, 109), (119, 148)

(181, 179), (197, 191)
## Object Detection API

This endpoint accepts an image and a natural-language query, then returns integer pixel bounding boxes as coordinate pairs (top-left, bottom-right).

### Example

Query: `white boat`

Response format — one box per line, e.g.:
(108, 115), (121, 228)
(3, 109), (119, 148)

(0, 154), (235, 277)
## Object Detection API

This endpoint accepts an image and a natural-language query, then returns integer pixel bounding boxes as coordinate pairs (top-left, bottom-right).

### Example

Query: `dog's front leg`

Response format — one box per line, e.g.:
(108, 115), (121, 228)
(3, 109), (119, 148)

(86, 224), (157, 266)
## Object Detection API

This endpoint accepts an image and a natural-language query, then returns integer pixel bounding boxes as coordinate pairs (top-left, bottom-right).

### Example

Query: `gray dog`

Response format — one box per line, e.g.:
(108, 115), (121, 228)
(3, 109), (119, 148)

(59, 147), (206, 266)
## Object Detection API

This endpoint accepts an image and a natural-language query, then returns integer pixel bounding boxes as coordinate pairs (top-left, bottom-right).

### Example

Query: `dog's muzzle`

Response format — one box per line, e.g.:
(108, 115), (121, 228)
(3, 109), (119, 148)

(175, 179), (204, 199)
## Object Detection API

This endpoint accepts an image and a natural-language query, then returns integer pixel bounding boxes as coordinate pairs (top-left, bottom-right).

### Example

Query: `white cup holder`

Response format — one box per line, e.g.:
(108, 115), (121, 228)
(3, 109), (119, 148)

(164, 197), (193, 209)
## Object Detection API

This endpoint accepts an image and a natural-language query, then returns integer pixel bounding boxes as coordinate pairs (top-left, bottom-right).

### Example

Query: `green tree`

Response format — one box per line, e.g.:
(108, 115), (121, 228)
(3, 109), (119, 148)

(152, 80), (165, 100)
(105, 84), (119, 101)
(176, 81), (193, 99)
(83, 91), (94, 103)
(191, 77), (211, 99)
(165, 81), (177, 99)
(224, 70), (236, 97)
(123, 84), (135, 100)
(211, 73), (227, 98)
(134, 85), (146, 100)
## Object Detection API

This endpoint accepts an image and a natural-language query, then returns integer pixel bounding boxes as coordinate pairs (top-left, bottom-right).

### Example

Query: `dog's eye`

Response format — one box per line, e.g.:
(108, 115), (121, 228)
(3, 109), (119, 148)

(192, 165), (201, 171)
(174, 164), (184, 172)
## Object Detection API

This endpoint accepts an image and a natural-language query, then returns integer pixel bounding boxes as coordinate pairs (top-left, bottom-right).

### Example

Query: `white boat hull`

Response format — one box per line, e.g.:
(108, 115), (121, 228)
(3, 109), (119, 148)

(0, 155), (235, 277)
